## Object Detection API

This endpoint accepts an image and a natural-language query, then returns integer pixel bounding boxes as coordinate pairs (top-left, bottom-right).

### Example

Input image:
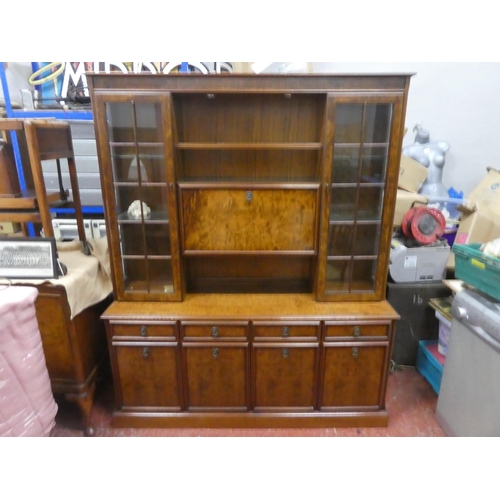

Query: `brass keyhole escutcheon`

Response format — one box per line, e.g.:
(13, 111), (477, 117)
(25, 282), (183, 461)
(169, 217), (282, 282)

(212, 326), (219, 338)
(142, 347), (150, 359)
(140, 326), (147, 337)
(282, 326), (290, 338)
(282, 348), (289, 359)
(246, 191), (253, 202)
(212, 347), (219, 359)
(353, 326), (361, 337)
(352, 347), (359, 358)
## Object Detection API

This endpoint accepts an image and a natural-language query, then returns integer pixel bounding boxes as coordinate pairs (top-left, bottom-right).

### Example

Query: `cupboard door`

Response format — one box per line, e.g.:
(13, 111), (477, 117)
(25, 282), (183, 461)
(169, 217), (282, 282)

(183, 344), (249, 410)
(316, 94), (404, 301)
(92, 92), (183, 301)
(253, 344), (319, 410)
(320, 344), (387, 409)
(113, 343), (182, 410)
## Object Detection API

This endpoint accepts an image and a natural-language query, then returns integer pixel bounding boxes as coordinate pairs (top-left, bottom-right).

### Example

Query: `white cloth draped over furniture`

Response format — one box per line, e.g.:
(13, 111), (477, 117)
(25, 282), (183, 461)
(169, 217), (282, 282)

(10, 237), (113, 319)
(0, 286), (58, 437)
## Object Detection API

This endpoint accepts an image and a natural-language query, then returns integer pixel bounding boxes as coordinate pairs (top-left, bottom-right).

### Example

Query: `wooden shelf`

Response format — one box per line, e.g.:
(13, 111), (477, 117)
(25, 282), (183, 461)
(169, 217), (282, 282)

(175, 142), (322, 150)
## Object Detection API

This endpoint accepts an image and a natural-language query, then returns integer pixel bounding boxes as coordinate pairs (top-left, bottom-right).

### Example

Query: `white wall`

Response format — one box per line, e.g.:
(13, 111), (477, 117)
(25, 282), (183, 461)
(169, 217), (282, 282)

(3, 62), (500, 198)
(312, 62), (500, 198)
(0, 62), (32, 105)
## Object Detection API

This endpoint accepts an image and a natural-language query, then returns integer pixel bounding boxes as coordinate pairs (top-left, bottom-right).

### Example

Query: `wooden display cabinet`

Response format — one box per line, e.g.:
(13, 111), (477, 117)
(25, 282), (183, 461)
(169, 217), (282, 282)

(89, 73), (411, 428)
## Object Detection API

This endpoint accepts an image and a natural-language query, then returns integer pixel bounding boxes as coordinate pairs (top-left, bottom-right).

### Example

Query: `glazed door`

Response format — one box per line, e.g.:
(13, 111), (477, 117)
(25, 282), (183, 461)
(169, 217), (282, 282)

(92, 92), (183, 301)
(316, 94), (404, 302)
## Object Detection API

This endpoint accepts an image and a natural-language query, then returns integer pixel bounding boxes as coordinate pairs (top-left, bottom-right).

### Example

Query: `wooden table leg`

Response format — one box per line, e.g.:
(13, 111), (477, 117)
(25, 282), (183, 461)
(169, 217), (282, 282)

(66, 383), (97, 437)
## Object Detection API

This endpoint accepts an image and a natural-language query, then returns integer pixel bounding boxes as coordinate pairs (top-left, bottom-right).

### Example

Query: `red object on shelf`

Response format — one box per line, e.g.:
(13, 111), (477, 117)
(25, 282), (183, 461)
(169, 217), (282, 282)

(402, 206), (446, 244)
(426, 341), (446, 366)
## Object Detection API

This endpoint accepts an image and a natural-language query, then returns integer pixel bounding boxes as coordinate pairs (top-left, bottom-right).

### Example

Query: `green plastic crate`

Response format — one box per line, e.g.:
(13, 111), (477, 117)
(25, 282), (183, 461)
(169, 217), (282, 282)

(453, 242), (500, 301)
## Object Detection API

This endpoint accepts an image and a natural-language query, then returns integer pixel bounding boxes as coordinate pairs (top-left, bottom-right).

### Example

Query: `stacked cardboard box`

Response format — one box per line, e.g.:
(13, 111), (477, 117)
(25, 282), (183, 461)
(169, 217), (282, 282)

(447, 167), (500, 269)
(394, 154), (429, 227)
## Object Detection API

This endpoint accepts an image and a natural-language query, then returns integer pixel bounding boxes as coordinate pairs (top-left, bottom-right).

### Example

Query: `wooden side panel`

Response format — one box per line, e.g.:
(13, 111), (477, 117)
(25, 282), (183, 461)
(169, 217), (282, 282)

(35, 290), (74, 380)
(181, 188), (317, 252)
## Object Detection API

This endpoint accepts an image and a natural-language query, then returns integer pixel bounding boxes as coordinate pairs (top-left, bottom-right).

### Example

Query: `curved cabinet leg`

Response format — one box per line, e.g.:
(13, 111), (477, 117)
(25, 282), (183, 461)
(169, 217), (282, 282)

(66, 383), (97, 437)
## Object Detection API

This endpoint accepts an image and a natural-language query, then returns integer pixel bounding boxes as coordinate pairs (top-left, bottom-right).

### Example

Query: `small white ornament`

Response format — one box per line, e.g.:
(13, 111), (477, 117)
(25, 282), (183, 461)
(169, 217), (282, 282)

(127, 200), (151, 219)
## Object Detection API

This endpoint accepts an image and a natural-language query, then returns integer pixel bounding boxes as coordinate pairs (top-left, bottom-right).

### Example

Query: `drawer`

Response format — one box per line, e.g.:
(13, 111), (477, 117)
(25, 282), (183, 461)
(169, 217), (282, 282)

(324, 323), (388, 339)
(254, 323), (319, 340)
(180, 187), (318, 253)
(182, 323), (248, 340)
(111, 323), (176, 339)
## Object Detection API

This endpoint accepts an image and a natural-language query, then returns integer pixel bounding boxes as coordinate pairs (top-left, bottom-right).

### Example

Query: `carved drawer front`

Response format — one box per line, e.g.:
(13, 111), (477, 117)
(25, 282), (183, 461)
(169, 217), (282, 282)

(182, 322), (248, 340)
(324, 323), (388, 340)
(111, 323), (176, 339)
(253, 323), (319, 340)
(180, 188), (318, 253)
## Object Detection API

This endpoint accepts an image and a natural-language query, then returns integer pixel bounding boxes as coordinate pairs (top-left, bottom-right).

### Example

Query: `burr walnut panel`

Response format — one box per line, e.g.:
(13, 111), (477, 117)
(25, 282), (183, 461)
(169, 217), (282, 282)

(180, 187), (318, 253)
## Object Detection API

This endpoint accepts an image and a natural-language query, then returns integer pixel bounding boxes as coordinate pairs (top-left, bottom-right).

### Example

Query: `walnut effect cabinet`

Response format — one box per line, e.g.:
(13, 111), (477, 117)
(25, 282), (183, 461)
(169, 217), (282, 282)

(88, 73), (411, 428)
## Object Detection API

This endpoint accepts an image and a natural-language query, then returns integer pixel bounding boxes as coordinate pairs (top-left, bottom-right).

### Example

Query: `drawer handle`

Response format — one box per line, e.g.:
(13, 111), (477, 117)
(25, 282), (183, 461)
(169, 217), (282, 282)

(352, 347), (359, 359)
(353, 326), (361, 337)
(282, 348), (289, 359)
(142, 347), (150, 359)
(246, 191), (253, 202)
(212, 347), (219, 359)
(140, 326), (147, 337)
(212, 326), (219, 338)
(282, 326), (290, 338)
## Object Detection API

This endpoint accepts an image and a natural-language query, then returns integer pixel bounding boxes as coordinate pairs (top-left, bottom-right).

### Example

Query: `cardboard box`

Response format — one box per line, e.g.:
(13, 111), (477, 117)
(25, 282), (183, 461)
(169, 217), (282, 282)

(393, 189), (428, 227)
(458, 167), (500, 214)
(398, 154), (429, 193)
(0, 222), (21, 234)
(446, 167), (500, 269)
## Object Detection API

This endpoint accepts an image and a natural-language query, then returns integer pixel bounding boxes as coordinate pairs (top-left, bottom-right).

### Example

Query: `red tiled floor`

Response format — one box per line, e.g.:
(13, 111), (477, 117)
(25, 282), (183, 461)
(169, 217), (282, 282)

(50, 366), (446, 437)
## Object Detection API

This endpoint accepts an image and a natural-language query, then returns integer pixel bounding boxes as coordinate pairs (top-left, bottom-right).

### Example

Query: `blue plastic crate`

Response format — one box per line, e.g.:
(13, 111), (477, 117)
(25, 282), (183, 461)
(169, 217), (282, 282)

(416, 340), (444, 394)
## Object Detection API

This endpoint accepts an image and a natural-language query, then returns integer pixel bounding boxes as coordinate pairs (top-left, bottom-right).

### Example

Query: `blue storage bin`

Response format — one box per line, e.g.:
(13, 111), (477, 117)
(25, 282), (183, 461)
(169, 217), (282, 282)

(416, 340), (444, 394)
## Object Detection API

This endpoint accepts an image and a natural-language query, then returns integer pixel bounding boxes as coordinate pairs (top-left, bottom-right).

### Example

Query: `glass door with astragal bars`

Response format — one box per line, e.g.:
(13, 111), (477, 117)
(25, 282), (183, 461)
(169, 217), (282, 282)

(93, 92), (183, 301)
(316, 94), (403, 302)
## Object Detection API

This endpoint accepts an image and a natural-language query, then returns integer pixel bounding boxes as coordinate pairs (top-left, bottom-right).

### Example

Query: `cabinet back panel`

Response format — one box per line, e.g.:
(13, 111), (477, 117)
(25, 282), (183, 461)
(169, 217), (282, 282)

(185, 255), (313, 294)
(177, 150), (320, 182)
(173, 94), (325, 143)
(181, 188), (317, 252)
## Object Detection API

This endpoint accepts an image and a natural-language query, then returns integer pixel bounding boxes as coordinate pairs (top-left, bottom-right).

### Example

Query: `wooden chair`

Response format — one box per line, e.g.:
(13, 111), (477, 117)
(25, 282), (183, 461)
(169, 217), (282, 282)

(0, 119), (90, 253)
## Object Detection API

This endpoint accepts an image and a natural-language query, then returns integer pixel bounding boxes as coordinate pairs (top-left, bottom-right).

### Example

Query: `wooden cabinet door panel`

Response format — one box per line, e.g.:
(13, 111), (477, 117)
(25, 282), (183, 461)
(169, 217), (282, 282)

(180, 188), (318, 253)
(254, 345), (318, 410)
(320, 345), (387, 409)
(184, 344), (248, 410)
(114, 344), (181, 410)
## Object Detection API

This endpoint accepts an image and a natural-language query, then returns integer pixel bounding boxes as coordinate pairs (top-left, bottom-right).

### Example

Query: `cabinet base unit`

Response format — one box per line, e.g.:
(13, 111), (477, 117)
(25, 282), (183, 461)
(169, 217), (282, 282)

(103, 294), (399, 428)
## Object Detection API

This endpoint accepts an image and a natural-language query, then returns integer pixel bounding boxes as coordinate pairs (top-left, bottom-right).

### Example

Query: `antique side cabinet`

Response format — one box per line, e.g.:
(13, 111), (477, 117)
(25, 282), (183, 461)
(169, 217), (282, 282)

(88, 73), (411, 428)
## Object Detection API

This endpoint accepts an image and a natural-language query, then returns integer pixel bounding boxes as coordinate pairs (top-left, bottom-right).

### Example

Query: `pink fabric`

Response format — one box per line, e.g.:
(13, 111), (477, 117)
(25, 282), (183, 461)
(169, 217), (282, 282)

(0, 285), (58, 437)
